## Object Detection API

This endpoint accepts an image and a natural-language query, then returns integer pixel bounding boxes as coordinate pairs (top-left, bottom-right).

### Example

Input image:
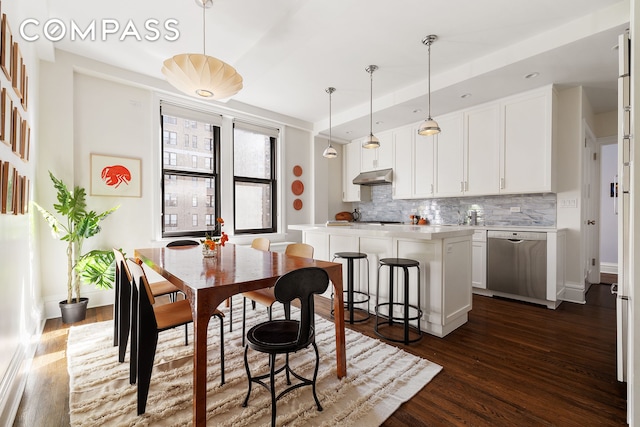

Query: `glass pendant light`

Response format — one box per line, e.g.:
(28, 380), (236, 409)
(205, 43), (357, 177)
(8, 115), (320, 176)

(418, 35), (441, 136)
(323, 87), (338, 159)
(362, 65), (380, 149)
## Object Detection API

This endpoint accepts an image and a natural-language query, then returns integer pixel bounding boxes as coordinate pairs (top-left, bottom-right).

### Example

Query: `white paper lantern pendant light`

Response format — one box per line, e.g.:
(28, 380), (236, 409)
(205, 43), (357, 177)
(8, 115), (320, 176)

(161, 0), (243, 100)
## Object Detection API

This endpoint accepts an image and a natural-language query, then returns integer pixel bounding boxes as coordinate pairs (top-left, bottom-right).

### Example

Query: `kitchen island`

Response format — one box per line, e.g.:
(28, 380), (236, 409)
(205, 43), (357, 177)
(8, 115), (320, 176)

(289, 223), (475, 337)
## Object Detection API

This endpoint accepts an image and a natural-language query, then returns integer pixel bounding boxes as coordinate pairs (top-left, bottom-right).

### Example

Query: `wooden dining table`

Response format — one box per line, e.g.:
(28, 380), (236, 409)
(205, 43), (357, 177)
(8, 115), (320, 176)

(134, 243), (346, 426)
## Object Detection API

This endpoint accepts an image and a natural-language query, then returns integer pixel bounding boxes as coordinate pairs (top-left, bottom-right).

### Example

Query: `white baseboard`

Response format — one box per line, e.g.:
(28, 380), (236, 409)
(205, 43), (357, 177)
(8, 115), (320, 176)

(600, 262), (618, 275)
(0, 320), (44, 426)
(561, 281), (587, 304)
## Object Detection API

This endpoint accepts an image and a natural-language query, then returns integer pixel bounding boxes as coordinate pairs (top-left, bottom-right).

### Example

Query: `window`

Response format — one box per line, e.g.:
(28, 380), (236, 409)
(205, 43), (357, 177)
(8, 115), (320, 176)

(165, 214), (178, 227)
(205, 138), (213, 151)
(233, 122), (278, 234)
(163, 130), (177, 145)
(161, 102), (221, 238)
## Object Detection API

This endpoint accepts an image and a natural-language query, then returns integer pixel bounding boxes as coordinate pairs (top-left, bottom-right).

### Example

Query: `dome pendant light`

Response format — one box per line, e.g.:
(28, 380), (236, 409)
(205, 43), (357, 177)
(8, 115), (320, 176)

(418, 35), (441, 136)
(323, 87), (338, 159)
(161, 0), (243, 100)
(362, 65), (380, 149)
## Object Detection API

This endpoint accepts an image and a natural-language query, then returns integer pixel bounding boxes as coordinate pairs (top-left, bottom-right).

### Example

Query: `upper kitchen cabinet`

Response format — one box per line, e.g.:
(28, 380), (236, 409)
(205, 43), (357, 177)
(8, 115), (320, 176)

(343, 141), (371, 202)
(434, 113), (465, 197)
(500, 86), (556, 194)
(465, 103), (501, 196)
(435, 105), (500, 198)
(393, 123), (435, 199)
(361, 130), (393, 172)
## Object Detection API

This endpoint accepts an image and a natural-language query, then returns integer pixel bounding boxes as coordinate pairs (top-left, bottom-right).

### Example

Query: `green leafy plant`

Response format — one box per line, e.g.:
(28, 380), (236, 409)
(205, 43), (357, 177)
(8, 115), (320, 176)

(34, 171), (119, 304)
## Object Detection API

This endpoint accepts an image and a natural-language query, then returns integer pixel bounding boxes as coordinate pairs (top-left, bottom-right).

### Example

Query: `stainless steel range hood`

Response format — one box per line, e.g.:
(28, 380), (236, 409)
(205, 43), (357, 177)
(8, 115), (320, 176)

(352, 168), (393, 186)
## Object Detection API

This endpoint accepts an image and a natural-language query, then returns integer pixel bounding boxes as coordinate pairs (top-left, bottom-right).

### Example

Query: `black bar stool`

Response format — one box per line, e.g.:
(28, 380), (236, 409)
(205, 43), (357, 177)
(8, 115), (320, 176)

(375, 257), (422, 344)
(331, 252), (370, 323)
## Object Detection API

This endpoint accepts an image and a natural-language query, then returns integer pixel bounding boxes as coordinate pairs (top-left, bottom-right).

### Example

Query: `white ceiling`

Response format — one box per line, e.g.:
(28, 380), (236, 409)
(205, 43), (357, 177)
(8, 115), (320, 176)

(29, 0), (629, 141)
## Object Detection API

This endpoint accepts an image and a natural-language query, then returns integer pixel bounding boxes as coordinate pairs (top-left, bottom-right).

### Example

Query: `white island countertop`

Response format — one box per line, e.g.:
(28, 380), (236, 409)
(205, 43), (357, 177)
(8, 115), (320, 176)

(289, 223), (475, 240)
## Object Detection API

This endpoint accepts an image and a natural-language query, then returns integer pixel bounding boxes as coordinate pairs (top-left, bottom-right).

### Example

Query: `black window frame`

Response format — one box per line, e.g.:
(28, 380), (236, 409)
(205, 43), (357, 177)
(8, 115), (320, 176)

(232, 125), (277, 235)
(161, 108), (221, 239)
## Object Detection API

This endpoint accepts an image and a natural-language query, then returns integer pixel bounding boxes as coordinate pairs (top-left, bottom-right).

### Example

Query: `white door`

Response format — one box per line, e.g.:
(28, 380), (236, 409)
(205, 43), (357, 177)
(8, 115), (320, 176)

(582, 124), (601, 285)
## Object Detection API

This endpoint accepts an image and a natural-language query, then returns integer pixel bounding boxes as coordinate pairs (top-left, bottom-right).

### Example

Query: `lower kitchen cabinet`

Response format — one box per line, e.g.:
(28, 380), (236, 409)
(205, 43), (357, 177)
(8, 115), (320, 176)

(472, 230), (487, 289)
(300, 227), (473, 337)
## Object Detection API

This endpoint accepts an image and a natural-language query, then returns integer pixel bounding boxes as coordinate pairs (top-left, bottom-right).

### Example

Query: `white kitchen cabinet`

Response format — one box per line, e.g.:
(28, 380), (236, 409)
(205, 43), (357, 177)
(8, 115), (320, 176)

(359, 236), (394, 311)
(465, 104), (501, 196)
(342, 141), (370, 202)
(471, 230), (487, 289)
(302, 231), (329, 261)
(500, 86), (556, 194)
(395, 235), (472, 336)
(361, 130), (393, 172)
(434, 113), (465, 197)
(393, 124), (435, 199)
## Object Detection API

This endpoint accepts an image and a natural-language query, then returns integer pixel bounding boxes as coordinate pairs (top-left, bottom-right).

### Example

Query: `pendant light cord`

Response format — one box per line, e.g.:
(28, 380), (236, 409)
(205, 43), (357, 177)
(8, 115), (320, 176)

(369, 67), (374, 137)
(427, 41), (431, 118)
(329, 90), (332, 144)
(202, 1), (206, 55)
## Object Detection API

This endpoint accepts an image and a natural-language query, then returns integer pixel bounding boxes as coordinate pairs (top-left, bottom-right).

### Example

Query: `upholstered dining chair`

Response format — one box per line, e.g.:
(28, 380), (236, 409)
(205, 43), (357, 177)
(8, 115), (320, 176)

(113, 249), (183, 364)
(242, 267), (329, 427)
(241, 242), (313, 345)
(127, 259), (225, 415)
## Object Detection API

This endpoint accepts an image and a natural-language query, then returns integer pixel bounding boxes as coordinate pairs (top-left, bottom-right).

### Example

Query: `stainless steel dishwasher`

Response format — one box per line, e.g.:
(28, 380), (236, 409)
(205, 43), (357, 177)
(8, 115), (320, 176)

(487, 231), (547, 300)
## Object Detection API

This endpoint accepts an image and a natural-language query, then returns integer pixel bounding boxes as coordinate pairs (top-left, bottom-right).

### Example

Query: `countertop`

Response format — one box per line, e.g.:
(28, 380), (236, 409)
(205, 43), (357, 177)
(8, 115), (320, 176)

(289, 223), (562, 238)
(289, 223), (476, 240)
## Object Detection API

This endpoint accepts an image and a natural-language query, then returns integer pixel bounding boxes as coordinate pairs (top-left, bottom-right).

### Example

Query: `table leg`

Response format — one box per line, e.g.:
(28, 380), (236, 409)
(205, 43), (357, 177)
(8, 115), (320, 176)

(326, 265), (346, 378)
(190, 292), (215, 427)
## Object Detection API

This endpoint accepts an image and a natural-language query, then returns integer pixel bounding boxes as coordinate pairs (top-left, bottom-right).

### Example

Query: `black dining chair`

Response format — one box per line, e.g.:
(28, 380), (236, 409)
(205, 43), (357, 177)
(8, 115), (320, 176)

(166, 239), (199, 248)
(242, 267), (329, 427)
(113, 249), (183, 365)
(241, 242), (313, 345)
(128, 259), (225, 415)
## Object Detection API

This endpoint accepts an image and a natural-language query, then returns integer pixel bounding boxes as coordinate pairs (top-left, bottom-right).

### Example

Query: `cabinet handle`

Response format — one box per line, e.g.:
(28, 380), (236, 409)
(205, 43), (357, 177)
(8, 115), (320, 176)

(465, 181), (469, 191)
(460, 181), (464, 192)
(430, 184), (434, 194)
(500, 177), (505, 189)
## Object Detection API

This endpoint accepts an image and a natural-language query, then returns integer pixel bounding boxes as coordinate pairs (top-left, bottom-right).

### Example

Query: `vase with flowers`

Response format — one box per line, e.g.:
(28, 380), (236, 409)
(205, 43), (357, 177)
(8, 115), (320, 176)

(201, 217), (228, 257)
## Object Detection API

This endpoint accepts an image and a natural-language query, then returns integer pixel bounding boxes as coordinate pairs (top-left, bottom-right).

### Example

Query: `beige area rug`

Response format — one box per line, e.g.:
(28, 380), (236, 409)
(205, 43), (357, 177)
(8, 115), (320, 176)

(67, 297), (442, 426)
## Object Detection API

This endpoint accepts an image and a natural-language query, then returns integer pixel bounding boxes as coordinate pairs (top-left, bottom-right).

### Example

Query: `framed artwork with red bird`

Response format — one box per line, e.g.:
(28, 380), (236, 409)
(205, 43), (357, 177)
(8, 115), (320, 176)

(90, 154), (141, 197)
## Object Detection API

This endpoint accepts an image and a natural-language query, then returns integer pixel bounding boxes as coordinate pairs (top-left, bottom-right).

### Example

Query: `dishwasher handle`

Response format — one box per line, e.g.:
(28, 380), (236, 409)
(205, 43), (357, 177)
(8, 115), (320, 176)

(507, 239), (524, 244)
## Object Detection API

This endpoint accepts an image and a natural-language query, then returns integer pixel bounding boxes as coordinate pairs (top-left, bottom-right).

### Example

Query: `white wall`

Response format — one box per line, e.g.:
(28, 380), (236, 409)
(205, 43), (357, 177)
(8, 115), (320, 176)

(555, 87), (585, 300)
(36, 50), (315, 318)
(0, 3), (43, 424)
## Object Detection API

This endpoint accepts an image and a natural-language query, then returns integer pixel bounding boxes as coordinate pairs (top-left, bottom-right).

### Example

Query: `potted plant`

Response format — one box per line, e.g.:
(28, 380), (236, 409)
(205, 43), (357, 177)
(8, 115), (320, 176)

(34, 171), (119, 323)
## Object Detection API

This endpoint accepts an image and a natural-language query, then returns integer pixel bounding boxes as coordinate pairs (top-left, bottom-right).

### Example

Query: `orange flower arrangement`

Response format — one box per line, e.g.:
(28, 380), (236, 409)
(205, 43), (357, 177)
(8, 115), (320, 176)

(201, 217), (229, 249)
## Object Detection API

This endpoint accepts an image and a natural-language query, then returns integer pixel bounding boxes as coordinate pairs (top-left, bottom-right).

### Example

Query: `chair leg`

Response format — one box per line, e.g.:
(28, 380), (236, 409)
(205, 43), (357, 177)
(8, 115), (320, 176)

(184, 324), (189, 346)
(228, 297), (233, 332)
(311, 341), (323, 411)
(242, 297), (247, 347)
(269, 353), (277, 427)
(137, 331), (158, 415)
(118, 283), (131, 364)
(219, 315), (225, 385)
(242, 345), (252, 407)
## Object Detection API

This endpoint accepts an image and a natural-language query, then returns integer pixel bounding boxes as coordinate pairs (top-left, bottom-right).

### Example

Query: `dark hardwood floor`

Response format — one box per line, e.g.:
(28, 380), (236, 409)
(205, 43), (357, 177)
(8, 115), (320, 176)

(14, 281), (626, 426)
